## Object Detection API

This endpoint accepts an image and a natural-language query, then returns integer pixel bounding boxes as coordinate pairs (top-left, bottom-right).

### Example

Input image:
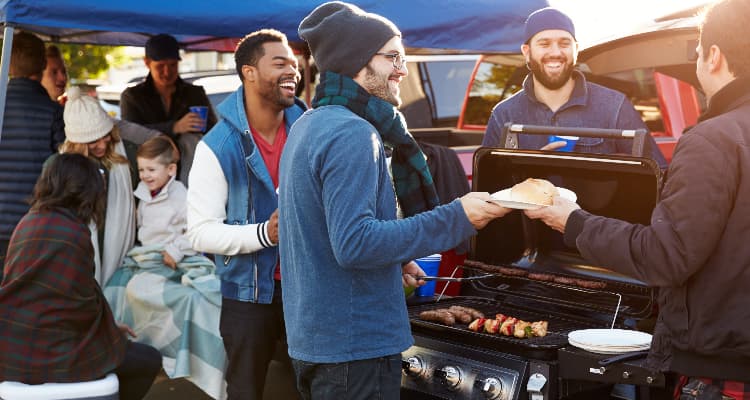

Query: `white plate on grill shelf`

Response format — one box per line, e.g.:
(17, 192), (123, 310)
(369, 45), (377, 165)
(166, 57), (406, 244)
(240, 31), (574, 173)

(489, 187), (577, 210)
(568, 341), (650, 354)
(568, 329), (652, 353)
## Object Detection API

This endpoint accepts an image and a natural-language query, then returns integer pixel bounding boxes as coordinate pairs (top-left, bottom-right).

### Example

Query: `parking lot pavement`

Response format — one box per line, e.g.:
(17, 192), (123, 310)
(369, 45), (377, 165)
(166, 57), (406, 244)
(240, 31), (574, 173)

(143, 360), (299, 400)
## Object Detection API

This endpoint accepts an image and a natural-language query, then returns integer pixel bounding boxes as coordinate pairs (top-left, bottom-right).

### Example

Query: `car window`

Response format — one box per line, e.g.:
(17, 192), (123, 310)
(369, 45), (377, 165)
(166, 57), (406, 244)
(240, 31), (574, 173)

(419, 60), (476, 121)
(463, 62), (520, 126)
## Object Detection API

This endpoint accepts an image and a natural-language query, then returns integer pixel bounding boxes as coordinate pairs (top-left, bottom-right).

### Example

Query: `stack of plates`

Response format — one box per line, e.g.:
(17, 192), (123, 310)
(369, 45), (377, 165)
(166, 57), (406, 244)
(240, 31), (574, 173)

(568, 329), (652, 354)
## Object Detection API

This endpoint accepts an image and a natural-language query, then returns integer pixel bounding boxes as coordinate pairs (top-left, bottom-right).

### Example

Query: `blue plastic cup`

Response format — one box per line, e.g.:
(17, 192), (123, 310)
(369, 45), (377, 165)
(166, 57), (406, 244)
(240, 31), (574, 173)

(548, 135), (579, 152)
(189, 105), (209, 132)
(414, 254), (442, 297)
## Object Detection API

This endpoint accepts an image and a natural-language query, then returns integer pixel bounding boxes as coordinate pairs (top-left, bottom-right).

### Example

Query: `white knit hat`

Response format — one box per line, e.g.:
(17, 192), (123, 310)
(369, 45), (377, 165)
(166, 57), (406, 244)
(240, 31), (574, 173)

(63, 86), (114, 143)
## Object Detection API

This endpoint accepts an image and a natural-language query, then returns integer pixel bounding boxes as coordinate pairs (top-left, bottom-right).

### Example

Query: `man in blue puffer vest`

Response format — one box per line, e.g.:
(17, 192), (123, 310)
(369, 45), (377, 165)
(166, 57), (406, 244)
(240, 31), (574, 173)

(0, 31), (65, 272)
(186, 29), (305, 400)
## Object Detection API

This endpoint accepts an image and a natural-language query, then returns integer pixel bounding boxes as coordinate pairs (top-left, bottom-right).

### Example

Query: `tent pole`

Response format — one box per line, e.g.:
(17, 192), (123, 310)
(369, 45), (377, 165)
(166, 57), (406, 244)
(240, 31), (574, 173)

(0, 25), (15, 143)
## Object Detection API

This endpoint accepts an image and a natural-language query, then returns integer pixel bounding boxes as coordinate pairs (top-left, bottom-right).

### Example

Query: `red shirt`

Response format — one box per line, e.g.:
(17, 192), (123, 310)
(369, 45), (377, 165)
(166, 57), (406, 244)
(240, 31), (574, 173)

(250, 122), (287, 280)
(250, 123), (286, 188)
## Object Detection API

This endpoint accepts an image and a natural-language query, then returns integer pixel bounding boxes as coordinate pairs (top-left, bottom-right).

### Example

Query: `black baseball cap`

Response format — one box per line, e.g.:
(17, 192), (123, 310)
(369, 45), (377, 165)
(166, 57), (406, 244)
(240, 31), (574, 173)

(145, 34), (181, 61)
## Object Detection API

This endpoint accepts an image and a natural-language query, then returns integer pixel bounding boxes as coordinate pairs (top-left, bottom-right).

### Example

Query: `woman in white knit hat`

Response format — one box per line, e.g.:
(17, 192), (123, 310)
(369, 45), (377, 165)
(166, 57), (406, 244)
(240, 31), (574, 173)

(56, 86), (136, 285)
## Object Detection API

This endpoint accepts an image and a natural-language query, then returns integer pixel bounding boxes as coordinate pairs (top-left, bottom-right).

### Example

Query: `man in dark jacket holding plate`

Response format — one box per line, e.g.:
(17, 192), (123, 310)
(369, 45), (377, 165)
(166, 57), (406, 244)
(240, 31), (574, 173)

(526, 0), (750, 396)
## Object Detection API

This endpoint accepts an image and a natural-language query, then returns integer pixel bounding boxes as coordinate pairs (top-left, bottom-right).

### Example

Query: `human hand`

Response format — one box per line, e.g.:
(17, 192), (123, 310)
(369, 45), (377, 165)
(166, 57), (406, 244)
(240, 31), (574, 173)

(268, 209), (279, 244)
(402, 261), (426, 288)
(162, 251), (177, 269)
(117, 323), (137, 338)
(523, 196), (581, 233)
(540, 141), (567, 151)
(173, 112), (204, 134)
(459, 192), (512, 229)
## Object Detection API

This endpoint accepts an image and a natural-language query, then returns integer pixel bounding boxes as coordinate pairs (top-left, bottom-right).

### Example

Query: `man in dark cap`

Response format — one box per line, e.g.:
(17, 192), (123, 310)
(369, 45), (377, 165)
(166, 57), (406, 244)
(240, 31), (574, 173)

(278, 2), (510, 398)
(482, 7), (667, 169)
(120, 33), (217, 183)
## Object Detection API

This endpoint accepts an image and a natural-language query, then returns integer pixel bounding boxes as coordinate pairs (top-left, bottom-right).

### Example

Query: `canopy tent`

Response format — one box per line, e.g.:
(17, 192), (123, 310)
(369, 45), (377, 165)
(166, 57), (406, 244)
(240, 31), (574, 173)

(0, 0), (549, 140)
(1, 0), (548, 52)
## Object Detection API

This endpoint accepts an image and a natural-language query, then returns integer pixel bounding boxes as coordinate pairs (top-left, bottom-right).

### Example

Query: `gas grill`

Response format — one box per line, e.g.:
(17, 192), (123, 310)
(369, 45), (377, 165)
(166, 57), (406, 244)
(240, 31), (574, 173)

(401, 125), (668, 400)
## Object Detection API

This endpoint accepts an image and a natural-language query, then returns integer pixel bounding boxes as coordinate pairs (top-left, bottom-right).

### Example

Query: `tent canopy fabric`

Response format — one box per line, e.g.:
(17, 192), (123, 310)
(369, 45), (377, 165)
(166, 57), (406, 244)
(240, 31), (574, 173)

(0, 0), (549, 53)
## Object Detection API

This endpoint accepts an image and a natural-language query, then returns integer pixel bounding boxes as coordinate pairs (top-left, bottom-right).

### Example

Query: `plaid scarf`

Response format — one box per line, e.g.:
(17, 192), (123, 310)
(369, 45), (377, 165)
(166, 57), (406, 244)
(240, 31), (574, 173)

(313, 71), (439, 217)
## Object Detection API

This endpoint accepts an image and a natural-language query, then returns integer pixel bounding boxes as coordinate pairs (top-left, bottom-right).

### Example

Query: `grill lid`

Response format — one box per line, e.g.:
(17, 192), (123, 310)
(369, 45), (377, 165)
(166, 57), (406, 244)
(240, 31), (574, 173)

(469, 145), (661, 319)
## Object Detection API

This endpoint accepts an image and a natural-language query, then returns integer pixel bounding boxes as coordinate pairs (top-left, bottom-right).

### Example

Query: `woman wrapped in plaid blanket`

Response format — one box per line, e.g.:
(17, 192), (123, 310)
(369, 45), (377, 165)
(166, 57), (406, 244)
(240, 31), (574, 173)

(0, 153), (162, 400)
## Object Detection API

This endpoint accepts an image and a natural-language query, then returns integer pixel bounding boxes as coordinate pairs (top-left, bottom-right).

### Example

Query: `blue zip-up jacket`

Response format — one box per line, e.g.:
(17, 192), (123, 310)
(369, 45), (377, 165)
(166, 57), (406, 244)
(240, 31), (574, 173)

(279, 105), (476, 363)
(0, 78), (65, 242)
(483, 71), (667, 170)
(201, 87), (305, 303)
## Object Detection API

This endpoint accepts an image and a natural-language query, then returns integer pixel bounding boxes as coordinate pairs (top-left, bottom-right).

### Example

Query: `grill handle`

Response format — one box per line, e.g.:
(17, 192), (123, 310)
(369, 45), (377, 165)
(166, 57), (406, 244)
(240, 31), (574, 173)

(598, 350), (649, 366)
(500, 122), (648, 157)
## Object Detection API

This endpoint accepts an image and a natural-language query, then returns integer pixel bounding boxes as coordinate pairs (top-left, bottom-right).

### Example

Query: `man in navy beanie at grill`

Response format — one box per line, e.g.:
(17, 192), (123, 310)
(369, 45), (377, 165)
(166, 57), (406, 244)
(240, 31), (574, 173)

(482, 7), (667, 170)
(278, 1), (511, 399)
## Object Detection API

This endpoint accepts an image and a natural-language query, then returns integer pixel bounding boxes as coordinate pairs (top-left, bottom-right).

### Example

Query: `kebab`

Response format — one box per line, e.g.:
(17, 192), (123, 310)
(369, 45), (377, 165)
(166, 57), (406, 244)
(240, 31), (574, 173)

(468, 312), (548, 338)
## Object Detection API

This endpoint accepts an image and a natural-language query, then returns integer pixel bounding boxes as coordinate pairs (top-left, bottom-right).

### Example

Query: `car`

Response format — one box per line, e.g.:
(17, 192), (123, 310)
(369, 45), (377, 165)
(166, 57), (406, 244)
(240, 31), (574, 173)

(95, 69), (238, 119)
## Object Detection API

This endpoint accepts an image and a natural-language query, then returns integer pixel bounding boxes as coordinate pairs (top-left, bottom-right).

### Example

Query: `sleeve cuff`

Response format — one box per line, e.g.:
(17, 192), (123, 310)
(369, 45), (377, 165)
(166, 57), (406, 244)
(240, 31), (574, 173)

(257, 221), (276, 248)
(563, 209), (589, 248)
(164, 244), (184, 264)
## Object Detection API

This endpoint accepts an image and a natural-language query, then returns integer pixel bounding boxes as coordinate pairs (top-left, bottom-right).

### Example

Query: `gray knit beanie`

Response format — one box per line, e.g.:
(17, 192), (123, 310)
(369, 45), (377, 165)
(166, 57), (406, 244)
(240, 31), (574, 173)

(299, 1), (401, 77)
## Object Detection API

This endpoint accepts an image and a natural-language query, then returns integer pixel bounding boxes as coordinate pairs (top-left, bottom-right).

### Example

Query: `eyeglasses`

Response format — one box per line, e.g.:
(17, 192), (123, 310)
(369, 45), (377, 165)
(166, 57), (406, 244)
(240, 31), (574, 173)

(375, 52), (407, 70)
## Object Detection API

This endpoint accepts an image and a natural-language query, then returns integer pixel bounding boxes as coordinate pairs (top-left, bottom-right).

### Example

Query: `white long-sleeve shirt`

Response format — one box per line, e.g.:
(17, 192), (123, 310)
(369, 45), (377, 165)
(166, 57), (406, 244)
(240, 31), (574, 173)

(186, 141), (273, 256)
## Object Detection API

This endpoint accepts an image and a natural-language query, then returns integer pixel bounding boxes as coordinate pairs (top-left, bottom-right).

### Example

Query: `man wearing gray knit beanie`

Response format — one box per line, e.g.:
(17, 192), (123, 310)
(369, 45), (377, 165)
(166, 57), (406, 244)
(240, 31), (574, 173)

(279, 2), (511, 399)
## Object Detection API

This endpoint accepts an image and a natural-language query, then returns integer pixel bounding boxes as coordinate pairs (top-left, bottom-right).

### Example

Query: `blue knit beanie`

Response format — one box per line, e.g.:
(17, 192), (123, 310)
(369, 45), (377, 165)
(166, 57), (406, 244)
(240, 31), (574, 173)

(524, 7), (576, 43)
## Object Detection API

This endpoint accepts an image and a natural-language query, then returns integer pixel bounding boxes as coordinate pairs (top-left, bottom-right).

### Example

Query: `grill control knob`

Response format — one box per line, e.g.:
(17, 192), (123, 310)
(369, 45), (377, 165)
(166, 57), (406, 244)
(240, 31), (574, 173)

(476, 377), (503, 399)
(435, 366), (462, 389)
(401, 356), (425, 378)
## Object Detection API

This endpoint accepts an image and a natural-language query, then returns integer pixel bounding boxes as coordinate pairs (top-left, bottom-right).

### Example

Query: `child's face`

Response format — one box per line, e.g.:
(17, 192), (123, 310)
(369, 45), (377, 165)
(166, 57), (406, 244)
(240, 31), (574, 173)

(137, 157), (176, 193)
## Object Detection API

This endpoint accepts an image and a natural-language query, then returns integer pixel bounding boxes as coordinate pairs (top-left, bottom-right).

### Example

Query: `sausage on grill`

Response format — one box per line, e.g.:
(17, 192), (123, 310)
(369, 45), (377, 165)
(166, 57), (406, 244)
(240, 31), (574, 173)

(449, 305), (485, 320)
(419, 310), (456, 326)
(446, 307), (473, 324)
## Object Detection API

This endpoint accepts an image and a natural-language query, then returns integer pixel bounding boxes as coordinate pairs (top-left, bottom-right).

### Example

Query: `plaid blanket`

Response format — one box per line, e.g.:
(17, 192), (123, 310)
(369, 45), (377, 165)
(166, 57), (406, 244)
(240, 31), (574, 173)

(104, 245), (226, 399)
(0, 209), (126, 383)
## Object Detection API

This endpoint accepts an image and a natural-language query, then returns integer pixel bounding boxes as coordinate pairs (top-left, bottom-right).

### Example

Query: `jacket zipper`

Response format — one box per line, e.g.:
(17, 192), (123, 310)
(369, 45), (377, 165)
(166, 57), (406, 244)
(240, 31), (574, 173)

(245, 129), (259, 302)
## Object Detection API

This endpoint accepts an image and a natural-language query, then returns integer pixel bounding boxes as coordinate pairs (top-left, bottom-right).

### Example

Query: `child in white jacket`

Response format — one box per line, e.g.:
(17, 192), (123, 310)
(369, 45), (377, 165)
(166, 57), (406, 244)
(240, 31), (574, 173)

(134, 135), (194, 268)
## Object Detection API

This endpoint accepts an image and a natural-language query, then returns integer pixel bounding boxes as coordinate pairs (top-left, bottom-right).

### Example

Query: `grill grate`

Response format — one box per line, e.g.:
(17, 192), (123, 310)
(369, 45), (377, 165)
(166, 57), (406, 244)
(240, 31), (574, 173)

(408, 296), (604, 350)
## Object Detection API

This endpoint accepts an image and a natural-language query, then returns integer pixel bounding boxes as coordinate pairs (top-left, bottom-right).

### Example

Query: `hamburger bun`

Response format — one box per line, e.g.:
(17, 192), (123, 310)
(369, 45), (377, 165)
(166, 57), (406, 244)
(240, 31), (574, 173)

(510, 178), (559, 205)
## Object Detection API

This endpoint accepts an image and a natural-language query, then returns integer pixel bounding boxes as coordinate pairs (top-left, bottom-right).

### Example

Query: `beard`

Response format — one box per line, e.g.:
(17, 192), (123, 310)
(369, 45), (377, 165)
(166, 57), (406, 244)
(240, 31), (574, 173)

(362, 65), (401, 107)
(527, 53), (575, 91)
(259, 75), (296, 109)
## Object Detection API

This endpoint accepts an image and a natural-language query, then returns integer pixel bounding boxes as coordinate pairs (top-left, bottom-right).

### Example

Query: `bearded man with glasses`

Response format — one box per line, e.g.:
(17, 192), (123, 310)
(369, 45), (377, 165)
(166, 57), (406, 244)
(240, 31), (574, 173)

(278, 2), (511, 399)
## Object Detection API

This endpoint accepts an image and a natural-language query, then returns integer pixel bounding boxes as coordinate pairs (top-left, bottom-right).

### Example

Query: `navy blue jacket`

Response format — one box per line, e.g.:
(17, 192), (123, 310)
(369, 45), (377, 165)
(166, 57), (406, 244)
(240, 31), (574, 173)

(483, 71), (667, 170)
(0, 78), (65, 241)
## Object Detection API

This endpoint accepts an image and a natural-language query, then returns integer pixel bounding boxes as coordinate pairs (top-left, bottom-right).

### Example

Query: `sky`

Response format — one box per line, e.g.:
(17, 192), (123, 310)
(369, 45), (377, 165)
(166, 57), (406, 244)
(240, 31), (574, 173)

(548, 0), (712, 47)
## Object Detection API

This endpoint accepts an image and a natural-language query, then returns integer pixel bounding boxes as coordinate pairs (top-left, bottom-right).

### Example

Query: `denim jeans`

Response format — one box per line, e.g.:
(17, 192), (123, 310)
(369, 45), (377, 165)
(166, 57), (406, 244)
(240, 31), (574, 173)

(291, 354), (402, 400)
(219, 280), (292, 400)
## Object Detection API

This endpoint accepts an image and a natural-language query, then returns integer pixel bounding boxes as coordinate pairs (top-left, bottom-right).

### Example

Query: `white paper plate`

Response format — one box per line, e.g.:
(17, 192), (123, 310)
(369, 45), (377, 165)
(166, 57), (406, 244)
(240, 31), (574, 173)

(568, 340), (649, 352)
(568, 329), (652, 347)
(489, 186), (577, 210)
(568, 341), (650, 354)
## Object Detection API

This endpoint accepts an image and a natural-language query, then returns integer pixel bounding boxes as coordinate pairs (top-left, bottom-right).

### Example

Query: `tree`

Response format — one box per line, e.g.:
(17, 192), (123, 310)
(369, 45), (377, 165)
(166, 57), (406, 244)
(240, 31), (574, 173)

(56, 44), (132, 81)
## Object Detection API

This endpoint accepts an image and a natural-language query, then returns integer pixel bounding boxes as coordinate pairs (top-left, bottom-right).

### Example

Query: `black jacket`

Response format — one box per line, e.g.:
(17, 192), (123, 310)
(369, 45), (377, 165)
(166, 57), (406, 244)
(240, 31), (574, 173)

(565, 77), (750, 381)
(0, 78), (65, 241)
(120, 74), (217, 137)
